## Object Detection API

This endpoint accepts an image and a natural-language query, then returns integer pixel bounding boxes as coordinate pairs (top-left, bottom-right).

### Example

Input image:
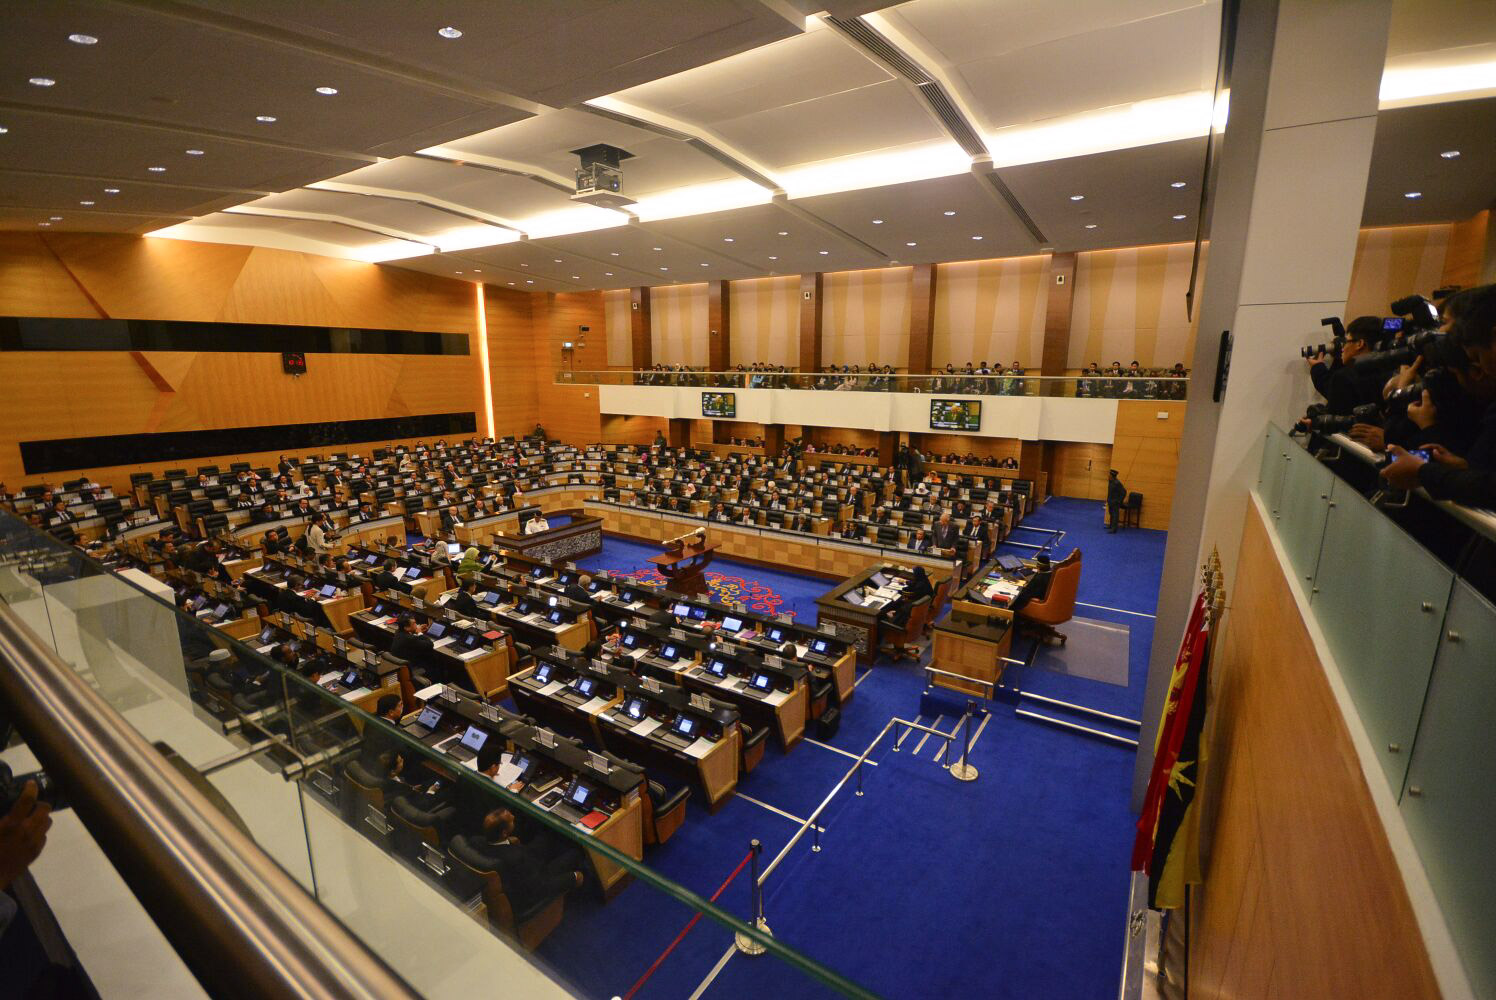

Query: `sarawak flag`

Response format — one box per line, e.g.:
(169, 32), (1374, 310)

(1131, 591), (1211, 909)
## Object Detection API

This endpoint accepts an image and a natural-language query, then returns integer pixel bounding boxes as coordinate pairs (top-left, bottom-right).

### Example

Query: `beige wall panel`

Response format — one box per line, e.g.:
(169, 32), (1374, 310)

(650, 283), (709, 367)
(730, 275), (800, 367)
(1344, 224), (1451, 321)
(822, 267), (912, 368)
(933, 255), (1050, 368)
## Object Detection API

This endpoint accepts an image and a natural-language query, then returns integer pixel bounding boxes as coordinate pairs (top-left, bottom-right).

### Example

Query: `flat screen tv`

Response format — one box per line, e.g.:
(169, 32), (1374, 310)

(930, 399), (981, 432)
(702, 392), (737, 418)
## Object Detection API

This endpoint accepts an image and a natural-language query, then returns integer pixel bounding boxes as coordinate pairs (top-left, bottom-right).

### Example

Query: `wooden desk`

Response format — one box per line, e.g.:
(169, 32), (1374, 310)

(490, 509), (604, 564)
(648, 540), (720, 597)
(320, 593), (365, 634)
(931, 611), (1012, 697)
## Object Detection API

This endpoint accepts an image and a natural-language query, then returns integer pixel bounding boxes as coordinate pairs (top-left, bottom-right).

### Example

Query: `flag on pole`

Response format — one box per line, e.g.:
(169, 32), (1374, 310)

(1132, 590), (1212, 909)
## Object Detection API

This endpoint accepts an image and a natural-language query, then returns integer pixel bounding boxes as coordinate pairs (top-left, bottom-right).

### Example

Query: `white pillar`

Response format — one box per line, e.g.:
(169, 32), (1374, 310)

(1136, 0), (1394, 804)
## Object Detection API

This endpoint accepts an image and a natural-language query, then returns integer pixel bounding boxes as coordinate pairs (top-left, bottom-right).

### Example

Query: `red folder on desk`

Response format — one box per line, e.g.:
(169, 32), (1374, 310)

(579, 810), (608, 830)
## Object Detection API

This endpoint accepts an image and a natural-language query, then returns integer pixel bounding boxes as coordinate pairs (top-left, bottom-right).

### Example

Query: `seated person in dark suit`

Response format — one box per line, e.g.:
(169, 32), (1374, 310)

(448, 580), (482, 615)
(880, 567), (933, 628)
(372, 560), (403, 591)
(907, 528), (932, 553)
(563, 574), (591, 603)
(1009, 553), (1053, 613)
(451, 808), (585, 912)
(356, 695), (408, 788)
(389, 615), (434, 664)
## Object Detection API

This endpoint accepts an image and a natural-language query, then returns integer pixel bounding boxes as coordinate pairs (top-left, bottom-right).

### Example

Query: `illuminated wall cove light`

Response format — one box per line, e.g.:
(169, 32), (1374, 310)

(255, 115), (277, 123)
(29, 77), (56, 87)
(67, 34), (98, 45)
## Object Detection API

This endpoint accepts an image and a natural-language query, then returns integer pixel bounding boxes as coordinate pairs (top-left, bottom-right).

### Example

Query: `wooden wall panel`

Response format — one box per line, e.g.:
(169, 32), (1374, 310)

(601, 415), (668, 445)
(1110, 399), (1184, 529)
(0, 233), (483, 489)
(805, 427), (881, 452)
(1441, 209), (1488, 289)
(916, 434), (1021, 464)
(1345, 224), (1451, 321)
(730, 275), (799, 367)
(933, 254), (1050, 370)
(1190, 503), (1439, 1000)
(536, 292), (605, 445)
(483, 285), (539, 439)
(1047, 443), (1111, 501)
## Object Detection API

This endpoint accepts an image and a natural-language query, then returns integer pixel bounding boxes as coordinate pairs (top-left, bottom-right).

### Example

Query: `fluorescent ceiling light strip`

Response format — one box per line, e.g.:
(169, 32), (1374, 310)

(632, 178), (773, 222)
(1379, 48), (1496, 106)
(780, 140), (971, 199)
(519, 207), (630, 240)
(146, 219), (431, 263)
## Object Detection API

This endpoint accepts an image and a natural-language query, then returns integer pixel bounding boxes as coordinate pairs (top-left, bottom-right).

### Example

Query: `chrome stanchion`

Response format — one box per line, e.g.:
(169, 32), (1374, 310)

(855, 756), (865, 797)
(735, 839), (772, 956)
(949, 699), (980, 782)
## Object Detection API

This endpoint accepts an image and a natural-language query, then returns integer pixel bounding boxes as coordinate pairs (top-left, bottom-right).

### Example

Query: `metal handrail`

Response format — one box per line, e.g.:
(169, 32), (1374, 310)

(563, 369), (1191, 381)
(0, 608), (419, 1000)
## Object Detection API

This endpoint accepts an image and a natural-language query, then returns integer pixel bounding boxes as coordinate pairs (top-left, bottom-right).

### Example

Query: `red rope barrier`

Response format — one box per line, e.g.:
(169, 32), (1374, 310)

(621, 849), (755, 1000)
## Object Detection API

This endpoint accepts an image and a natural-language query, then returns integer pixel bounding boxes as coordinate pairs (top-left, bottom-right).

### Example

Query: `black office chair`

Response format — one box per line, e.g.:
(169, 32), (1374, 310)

(1124, 492), (1143, 529)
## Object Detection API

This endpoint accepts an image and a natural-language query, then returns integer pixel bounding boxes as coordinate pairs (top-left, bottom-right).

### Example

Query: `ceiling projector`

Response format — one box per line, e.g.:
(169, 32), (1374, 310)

(571, 143), (636, 209)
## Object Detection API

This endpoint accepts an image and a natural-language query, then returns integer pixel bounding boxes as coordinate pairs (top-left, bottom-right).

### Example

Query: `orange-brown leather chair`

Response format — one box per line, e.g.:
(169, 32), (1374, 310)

(1017, 549), (1081, 646)
(878, 596), (931, 661)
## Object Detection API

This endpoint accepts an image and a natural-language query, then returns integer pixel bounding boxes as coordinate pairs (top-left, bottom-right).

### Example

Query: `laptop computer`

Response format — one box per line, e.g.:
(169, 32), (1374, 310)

(659, 713), (700, 749)
(447, 724), (488, 763)
(744, 672), (775, 699)
(548, 779), (595, 825)
(403, 705), (443, 740)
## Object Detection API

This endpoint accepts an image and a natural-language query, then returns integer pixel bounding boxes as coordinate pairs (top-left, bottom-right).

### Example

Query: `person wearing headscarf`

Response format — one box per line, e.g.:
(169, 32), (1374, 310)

(456, 546), (484, 580)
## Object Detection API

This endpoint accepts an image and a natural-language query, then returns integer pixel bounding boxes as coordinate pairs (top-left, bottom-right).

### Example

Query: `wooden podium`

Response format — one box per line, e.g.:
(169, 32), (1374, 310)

(648, 538), (720, 596)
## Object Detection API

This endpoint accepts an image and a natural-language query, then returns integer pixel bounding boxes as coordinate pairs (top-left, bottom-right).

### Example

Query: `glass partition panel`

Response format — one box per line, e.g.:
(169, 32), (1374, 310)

(1311, 478), (1453, 793)
(0, 510), (874, 999)
(1256, 425), (1290, 519)
(566, 369), (1190, 399)
(1399, 580), (1496, 1000)
(1275, 442), (1336, 588)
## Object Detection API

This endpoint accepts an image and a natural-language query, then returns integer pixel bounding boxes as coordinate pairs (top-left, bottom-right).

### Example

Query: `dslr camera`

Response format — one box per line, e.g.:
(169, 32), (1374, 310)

(0, 760), (68, 814)
(1300, 317), (1346, 360)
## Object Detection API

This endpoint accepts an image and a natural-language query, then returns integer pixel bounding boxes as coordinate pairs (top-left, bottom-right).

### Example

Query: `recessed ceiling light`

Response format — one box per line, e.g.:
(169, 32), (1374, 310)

(315, 86), (338, 96)
(1404, 191), (1422, 199)
(1439, 150), (1460, 159)
(777, 231), (788, 236)
(905, 242), (917, 247)
(1069, 194), (1085, 201)
(438, 26), (463, 39)
(1170, 181), (1187, 188)
(38, 222), (50, 227)
(526, 279), (534, 284)
(103, 187), (119, 194)
(49, 216), (62, 221)
(552, 258), (562, 263)
(768, 256), (778, 261)
(455, 270), (464, 274)
(255, 115), (277, 123)
(1172, 214), (1187, 220)
(700, 263), (710, 267)
(652, 247), (663, 251)
(79, 200), (94, 206)
(659, 266), (668, 271)
(29, 77), (56, 87)
(520, 263), (528, 267)
(971, 235), (983, 240)
(609, 252), (620, 256)
(185, 149), (204, 156)
(472, 269), (481, 273)
(148, 165), (166, 172)
(818, 250), (829, 255)
(1084, 223), (1098, 229)
(0, 126), (8, 134)
(604, 272), (613, 276)
(871, 219), (883, 224)
(571, 275), (580, 279)
(943, 210), (956, 216)
(722, 237), (734, 242)
(507, 281), (515, 285)
(67, 33), (98, 45)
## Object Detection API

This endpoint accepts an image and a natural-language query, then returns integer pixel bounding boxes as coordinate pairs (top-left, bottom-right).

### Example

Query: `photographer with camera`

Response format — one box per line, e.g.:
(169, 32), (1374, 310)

(1381, 284), (1496, 508)
(0, 774), (53, 935)
(1305, 315), (1386, 415)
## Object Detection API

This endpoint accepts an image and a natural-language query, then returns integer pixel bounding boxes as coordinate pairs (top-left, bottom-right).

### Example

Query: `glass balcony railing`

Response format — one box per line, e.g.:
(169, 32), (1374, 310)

(558, 369), (1190, 400)
(1255, 425), (1496, 999)
(0, 511), (873, 999)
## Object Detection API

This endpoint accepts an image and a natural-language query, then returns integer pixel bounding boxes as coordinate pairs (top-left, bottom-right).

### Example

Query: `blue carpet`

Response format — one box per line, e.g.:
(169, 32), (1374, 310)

(577, 535), (830, 621)
(521, 505), (1167, 999)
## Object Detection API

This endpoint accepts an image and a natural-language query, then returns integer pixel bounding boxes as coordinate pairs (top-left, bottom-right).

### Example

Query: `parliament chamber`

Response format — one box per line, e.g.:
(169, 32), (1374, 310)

(2, 3), (1495, 1000)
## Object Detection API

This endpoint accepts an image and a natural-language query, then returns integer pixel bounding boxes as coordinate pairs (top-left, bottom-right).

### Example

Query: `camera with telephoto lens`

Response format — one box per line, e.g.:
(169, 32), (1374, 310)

(1301, 317), (1346, 359)
(1304, 401), (1382, 434)
(0, 760), (68, 814)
